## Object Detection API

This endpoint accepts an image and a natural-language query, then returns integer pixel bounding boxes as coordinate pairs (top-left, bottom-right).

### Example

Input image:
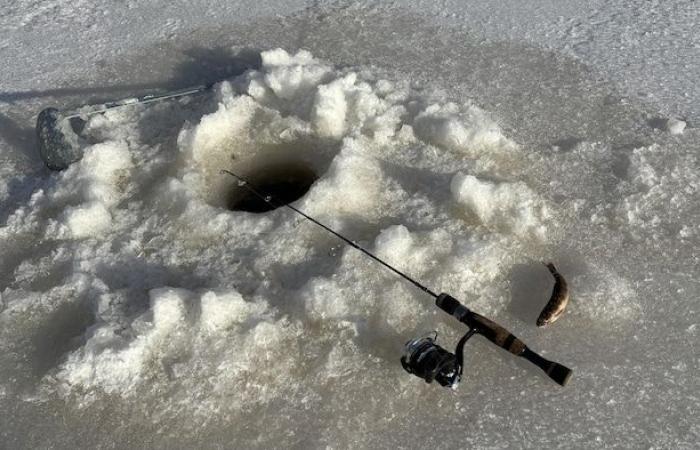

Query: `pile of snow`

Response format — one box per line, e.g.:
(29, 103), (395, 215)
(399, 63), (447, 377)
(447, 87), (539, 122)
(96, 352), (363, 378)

(665, 117), (686, 135)
(56, 287), (303, 410)
(450, 173), (552, 239)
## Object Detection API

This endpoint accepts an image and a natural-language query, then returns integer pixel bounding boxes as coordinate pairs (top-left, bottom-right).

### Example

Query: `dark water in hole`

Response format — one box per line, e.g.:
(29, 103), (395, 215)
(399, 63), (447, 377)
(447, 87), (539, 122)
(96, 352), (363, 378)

(228, 164), (318, 213)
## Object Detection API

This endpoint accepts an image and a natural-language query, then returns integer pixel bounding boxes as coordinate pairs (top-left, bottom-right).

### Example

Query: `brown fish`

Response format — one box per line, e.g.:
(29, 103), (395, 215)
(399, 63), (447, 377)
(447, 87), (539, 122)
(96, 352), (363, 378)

(537, 262), (570, 327)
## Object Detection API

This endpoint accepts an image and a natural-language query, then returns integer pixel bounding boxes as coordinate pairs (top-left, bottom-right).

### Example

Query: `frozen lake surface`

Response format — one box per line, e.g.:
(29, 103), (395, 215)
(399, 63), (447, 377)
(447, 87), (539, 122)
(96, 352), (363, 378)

(0, 2), (698, 448)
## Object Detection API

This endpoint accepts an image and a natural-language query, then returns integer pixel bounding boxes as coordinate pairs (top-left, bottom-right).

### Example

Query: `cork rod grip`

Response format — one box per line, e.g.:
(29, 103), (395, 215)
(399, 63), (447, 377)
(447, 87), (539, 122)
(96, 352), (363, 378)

(435, 293), (573, 386)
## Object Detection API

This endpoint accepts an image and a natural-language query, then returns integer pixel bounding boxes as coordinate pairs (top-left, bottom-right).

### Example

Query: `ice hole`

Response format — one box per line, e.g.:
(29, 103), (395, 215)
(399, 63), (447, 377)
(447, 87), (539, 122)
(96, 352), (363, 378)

(226, 162), (318, 213)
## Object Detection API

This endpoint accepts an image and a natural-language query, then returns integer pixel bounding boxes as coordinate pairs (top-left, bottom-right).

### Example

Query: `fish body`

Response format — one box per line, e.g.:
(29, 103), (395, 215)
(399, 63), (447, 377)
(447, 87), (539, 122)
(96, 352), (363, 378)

(537, 263), (569, 327)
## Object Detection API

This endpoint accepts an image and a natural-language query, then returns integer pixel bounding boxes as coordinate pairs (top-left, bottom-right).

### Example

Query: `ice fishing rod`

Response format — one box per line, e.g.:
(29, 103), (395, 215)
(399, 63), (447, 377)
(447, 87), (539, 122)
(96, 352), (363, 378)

(221, 169), (573, 389)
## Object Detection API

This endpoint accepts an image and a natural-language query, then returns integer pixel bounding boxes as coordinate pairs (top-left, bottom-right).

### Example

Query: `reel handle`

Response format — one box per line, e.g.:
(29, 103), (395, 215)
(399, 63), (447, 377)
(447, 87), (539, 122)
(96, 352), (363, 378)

(435, 293), (572, 386)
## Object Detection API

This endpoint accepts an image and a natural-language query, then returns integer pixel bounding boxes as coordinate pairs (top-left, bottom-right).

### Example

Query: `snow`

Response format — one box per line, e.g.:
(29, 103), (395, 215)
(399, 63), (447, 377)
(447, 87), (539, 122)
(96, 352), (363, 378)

(666, 118), (687, 135)
(61, 202), (112, 238)
(451, 173), (551, 240)
(1, 2), (699, 449)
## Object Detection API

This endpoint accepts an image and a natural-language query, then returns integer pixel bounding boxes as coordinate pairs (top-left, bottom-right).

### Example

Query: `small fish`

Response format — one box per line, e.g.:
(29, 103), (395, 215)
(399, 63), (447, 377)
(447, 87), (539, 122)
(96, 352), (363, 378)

(537, 262), (570, 327)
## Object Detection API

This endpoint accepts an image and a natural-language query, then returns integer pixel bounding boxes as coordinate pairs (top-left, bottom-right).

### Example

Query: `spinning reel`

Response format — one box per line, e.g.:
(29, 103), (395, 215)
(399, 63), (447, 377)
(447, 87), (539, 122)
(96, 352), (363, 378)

(401, 329), (476, 388)
(401, 293), (572, 389)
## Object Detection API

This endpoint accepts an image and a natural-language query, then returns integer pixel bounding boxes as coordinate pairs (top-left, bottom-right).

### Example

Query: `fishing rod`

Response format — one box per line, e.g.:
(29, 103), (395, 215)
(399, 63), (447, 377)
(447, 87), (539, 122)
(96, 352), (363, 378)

(221, 169), (573, 389)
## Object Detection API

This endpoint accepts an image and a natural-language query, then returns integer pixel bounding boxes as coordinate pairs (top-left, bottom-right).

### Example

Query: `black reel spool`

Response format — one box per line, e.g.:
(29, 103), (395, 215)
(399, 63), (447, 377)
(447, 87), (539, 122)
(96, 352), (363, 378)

(401, 329), (476, 389)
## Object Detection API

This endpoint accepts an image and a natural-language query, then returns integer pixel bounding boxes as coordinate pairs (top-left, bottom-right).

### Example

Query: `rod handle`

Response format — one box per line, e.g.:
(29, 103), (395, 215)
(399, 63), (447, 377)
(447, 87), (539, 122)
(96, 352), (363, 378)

(521, 348), (573, 386)
(436, 293), (573, 386)
(436, 293), (525, 354)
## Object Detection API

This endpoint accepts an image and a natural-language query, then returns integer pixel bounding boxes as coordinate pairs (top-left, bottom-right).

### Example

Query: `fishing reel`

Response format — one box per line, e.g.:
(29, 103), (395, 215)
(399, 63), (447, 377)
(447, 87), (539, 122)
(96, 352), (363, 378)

(400, 329), (476, 389)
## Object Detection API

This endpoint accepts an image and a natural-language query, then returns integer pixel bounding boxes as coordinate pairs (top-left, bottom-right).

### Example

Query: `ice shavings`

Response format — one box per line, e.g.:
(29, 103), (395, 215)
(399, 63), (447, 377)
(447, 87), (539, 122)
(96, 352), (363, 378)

(666, 118), (686, 135)
(42, 140), (133, 239)
(413, 103), (513, 156)
(300, 143), (385, 218)
(259, 48), (332, 102)
(61, 202), (111, 238)
(450, 173), (552, 239)
(55, 287), (300, 403)
(311, 74), (353, 138)
(373, 225), (414, 267)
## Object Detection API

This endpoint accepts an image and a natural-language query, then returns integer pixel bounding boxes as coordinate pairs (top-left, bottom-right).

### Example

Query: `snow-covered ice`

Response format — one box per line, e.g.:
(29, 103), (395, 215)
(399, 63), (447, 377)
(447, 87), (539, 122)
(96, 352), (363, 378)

(1, 2), (698, 449)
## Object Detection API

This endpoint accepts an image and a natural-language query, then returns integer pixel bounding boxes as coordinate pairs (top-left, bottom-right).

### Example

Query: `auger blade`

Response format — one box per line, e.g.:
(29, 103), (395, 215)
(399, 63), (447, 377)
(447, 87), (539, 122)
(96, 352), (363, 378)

(36, 108), (83, 171)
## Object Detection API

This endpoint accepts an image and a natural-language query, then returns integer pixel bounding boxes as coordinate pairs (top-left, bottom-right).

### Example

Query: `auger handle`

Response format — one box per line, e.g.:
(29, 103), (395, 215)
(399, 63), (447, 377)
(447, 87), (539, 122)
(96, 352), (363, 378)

(63, 84), (213, 119)
(435, 293), (572, 386)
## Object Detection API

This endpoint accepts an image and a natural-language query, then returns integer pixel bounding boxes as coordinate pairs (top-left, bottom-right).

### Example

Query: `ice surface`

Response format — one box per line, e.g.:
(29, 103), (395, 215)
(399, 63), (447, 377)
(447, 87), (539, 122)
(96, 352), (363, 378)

(1, 3), (699, 450)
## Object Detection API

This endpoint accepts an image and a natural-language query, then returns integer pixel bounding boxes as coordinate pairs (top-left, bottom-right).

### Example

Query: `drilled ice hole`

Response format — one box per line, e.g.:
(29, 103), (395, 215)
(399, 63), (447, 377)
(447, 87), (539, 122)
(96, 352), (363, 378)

(226, 162), (318, 213)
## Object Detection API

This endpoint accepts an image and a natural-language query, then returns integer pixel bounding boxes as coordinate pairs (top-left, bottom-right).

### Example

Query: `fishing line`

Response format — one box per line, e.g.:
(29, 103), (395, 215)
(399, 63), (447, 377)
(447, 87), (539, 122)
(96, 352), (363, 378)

(220, 168), (573, 388)
(220, 169), (439, 299)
